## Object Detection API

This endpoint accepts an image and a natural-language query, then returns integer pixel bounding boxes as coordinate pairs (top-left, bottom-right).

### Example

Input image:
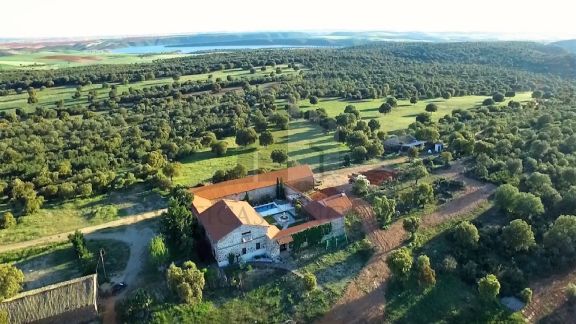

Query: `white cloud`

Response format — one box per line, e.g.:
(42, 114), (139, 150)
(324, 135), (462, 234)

(2, 0), (575, 40)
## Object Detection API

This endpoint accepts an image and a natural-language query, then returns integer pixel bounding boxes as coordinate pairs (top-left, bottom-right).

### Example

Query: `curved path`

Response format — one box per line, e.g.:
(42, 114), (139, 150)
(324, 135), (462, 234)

(90, 224), (157, 324)
(0, 209), (166, 253)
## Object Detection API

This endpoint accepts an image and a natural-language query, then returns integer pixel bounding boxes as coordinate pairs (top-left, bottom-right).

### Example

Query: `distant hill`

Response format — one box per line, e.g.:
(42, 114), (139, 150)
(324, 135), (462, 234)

(552, 39), (576, 53)
(2, 31), (559, 52)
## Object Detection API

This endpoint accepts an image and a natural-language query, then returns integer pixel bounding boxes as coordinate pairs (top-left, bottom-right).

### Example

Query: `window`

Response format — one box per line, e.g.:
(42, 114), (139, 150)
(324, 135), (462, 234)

(242, 247), (247, 255)
(256, 242), (261, 250)
(241, 231), (253, 243)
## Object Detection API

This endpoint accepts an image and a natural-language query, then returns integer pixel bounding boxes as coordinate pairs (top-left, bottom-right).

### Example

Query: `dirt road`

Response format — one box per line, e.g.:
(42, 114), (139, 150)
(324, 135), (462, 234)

(319, 167), (494, 324)
(91, 224), (157, 324)
(523, 268), (576, 323)
(0, 209), (166, 253)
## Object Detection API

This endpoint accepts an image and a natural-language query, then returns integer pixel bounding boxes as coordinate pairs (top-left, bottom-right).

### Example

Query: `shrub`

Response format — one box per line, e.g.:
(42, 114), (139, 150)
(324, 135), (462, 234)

(0, 263), (24, 301)
(520, 287), (532, 304)
(167, 261), (205, 305)
(0, 212), (16, 230)
(386, 247), (413, 281)
(478, 274), (501, 301)
(442, 255), (458, 273)
(118, 288), (155, 323)
(303, 272), (317, 291)
(566, 283), (576, 304)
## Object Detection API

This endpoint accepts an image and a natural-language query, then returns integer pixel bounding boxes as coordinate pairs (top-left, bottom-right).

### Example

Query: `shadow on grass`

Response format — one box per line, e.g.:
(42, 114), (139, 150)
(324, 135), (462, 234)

(15, 244), (79, 290)
(180, 146), (258, 164)
(385, 274), (521, 323)
(539, 300), (576, 324)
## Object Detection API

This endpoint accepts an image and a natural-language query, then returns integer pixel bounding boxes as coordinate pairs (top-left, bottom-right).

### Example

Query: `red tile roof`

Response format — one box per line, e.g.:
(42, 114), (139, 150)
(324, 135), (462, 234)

(304, 193), (353, 221)
(274, 219), (330, 241)
(191, 165), (314, 200)
(197, 200), (271, 242)
(274, 194), (352, 242)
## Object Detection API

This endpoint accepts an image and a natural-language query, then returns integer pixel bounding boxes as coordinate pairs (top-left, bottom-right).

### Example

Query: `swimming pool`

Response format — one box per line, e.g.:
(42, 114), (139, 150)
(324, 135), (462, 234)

(254, 202), (294, 217)
(254, 202), (278, 214)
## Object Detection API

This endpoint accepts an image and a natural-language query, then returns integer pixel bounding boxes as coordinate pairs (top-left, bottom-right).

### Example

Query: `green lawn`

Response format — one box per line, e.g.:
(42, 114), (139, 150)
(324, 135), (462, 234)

(299, 92), (532, 132)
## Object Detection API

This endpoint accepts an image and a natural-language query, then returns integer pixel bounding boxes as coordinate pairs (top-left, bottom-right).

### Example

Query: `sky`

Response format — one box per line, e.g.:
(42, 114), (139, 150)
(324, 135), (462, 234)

(2, 0), (576, 40)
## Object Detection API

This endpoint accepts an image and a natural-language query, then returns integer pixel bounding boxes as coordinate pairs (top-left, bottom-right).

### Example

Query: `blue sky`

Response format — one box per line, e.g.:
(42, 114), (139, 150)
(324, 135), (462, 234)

(2, 0), (575, 40)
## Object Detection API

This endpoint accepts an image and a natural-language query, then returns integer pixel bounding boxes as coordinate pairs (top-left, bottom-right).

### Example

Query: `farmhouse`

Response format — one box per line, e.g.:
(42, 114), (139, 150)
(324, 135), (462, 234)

(191, 165), (352, 266)
(0, 274), (98, 324)
(384, 135), (426, 152)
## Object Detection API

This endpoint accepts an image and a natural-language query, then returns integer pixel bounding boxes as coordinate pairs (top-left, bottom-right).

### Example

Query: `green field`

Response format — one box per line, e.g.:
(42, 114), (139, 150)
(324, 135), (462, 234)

(0, 64), (298, 112)
(299, 93), (532, 132)
(174, 93), (532, 186)
(0, 185), (164, 244)
(0, 50), (190, 70)
(174, 119), (347, 185)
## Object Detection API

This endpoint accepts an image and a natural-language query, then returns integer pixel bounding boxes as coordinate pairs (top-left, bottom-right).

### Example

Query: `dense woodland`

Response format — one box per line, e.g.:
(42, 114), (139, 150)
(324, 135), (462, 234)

(2, 40), (576, 322)
(0, 41), (575, 217)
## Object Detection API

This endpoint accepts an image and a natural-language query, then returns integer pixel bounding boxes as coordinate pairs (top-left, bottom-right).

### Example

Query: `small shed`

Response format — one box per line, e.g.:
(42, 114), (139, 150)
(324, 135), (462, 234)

(384, 135), (426, 152)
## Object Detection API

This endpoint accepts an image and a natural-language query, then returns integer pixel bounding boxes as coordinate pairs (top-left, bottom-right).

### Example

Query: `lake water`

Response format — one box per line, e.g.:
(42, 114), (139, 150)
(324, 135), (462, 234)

(111, 44), (322, 54)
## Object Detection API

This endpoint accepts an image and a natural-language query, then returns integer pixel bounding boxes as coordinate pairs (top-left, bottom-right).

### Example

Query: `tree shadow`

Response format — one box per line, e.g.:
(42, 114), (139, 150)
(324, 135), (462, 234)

(539, 301), (576, 324)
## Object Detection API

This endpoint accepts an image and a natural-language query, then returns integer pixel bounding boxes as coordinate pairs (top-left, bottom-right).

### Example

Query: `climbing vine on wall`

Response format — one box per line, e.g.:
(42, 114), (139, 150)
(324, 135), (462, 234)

(292, 223), (332, 251)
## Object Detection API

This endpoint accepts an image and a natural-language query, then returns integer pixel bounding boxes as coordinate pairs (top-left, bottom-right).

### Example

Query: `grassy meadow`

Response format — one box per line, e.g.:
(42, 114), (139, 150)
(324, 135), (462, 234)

(175, 92), (532, 186)
(299, 92), (532, 131)
(0, 64), (298, 112)
(0, 185), (164, 244)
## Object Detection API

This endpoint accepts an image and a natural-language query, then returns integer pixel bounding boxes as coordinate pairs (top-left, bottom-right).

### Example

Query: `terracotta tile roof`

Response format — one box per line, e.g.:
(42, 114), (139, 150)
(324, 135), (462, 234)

(266, 225), (280, 239)
(304, 193), (353, 221)
(191, 195), (213, 214)
(276, 235), (294, 245)
(191, 165), (314, 200)
(274, 219), (330, 240)
(197, 200), (270, 242)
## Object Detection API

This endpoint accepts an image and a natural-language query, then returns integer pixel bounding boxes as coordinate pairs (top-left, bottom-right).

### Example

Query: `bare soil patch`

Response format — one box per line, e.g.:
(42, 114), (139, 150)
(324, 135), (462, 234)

(309, 186), (343, 200)
(42, 55), (102, 63)
(523, 268), (576, 323)
(360, 169), (398, 186)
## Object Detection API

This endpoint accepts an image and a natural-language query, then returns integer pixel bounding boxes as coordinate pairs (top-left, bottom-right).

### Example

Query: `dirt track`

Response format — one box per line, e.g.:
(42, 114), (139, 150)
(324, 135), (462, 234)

(0, 209), (166, 253)
(319, 164), (495, 324)
(523, 269), (576, 323)
(92, 225), (157, 324)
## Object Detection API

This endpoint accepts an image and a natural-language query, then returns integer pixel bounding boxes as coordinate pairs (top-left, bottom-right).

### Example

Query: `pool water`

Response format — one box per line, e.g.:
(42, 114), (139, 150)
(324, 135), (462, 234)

(254, 202), (278, 214)
(254, 202), (294, 218)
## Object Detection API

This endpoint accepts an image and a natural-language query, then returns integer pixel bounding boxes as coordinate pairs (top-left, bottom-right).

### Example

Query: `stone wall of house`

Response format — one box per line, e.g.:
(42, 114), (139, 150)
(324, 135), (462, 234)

(220, 185), (276, 204)
(287, 176), (315, 193)
(214, 224), (278, 267)
(320, 217), (346, 241)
